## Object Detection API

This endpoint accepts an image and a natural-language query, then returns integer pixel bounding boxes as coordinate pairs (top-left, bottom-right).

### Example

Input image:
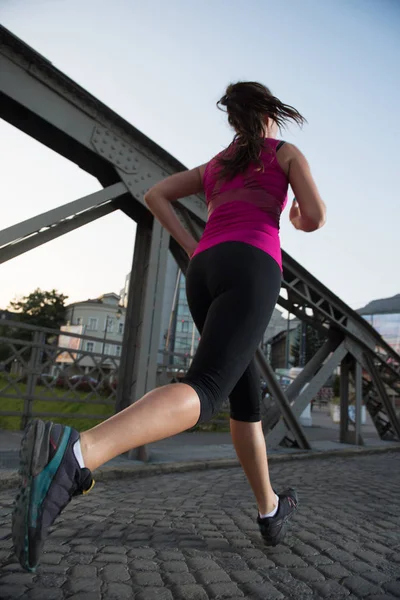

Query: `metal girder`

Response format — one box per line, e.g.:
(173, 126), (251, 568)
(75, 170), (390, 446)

(345, 338), (400, 441)
(0, 26), (207, 225)
(267, 342), (348, 448)
(0, 183), (127, 264)
(116, 218), (169, 412)
(255, 348), (311, 450)
(262, 337), (338, 436)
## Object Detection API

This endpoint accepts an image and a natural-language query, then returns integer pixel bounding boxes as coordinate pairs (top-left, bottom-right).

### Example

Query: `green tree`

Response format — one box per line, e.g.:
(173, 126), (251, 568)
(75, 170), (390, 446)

(292, 323), (326, 367)
(10, 288), (68, 330)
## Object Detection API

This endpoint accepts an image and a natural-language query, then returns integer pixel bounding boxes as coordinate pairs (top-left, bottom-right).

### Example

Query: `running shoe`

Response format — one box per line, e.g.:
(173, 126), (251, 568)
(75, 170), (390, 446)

(257, 488), (298, 546)
(12, 419), (94, 572)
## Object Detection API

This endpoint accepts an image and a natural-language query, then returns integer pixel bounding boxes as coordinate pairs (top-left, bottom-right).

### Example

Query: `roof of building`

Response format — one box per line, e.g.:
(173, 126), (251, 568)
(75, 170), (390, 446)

(67, 293), (124, 309)
(357, 294), (400, 315)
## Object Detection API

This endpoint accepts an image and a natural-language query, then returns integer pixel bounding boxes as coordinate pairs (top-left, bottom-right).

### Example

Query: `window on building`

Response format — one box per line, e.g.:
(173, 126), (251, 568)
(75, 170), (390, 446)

(116, 346), (121, 357)
(76, 317), (83, 326)
(88, 317), (98, 331)
(103, 343), (111, 355)
(182, 321), (189, 333)
(86, 342), (94, 353)
(118, 322), (124, 335)
(105, 318), (114, 333)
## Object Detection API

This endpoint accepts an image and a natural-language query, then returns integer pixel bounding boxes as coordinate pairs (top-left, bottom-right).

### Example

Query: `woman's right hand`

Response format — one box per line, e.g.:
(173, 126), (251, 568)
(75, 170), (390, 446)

(289, 198), (301, 223)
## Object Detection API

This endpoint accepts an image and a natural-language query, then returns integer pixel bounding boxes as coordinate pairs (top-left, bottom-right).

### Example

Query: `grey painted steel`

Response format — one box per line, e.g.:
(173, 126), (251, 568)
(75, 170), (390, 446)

(0, 192), (123, 264)
(255, 350), (311, 450)
(0, 182), (127, 249)
(1, 25), (399, 450)
(355, 360), (363, 445)
(363, 353), (400, 439)
(262, 337), (337, 435)
(0, 39), (207, 224)
(340, 358), (350, 443)
(268, 342), (348, 448)
(286, 338), (338, 402)
(345, 338), (400, 440)
(115, 218), (169, 461)
(134, 219), (170, 400)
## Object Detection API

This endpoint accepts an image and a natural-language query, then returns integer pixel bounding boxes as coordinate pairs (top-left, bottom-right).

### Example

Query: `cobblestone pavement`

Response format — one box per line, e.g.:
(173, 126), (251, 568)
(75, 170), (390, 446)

(0, 452), (399, 599)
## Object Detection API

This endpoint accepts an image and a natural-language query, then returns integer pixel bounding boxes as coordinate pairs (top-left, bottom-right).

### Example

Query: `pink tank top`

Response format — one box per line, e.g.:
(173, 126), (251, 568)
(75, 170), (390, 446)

(192, 138), (289, 270)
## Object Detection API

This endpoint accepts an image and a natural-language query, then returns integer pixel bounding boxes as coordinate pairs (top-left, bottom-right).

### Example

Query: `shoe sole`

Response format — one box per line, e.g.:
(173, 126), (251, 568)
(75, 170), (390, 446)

(12, 419), (71, 572)
(262, 490), (299, 547)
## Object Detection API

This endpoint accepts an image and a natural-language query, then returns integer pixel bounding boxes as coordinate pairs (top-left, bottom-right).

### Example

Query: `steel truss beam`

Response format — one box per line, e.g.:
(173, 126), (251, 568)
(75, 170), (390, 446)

(0, 183), (128, 264)
(1, 25), (399, 450)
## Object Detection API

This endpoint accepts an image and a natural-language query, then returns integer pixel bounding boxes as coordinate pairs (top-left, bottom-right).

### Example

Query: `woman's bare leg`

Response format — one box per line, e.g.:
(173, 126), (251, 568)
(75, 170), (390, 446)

(230, 419), (277, 515)
(80, 383), (200, 472)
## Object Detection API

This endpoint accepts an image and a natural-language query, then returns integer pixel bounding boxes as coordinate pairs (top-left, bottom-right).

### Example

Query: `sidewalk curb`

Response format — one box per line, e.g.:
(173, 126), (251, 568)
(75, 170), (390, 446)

(1, 443), (399, 491)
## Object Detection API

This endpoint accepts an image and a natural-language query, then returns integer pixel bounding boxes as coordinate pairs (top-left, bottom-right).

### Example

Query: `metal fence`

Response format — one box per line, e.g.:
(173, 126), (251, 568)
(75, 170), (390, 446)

(0, 319), (120, 430)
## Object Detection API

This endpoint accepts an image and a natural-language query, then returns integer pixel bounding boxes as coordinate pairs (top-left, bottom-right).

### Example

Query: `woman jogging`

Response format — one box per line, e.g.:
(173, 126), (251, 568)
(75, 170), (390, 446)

(12, 81), (326, 572)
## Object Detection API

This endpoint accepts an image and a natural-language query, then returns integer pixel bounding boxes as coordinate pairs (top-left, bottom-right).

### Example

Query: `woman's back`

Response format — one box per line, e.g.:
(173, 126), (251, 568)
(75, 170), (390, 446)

(193, 138), (289, 268)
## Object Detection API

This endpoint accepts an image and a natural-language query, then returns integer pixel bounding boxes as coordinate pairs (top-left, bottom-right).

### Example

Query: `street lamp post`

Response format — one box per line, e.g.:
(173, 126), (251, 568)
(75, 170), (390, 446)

(102, 309), (122, 357)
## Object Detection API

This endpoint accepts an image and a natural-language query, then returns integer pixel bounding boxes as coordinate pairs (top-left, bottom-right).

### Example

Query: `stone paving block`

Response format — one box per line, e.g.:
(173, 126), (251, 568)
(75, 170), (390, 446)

(131, 559), (159, 571)
(100, 545), (127, 554)
(325, 548), (357, 563)
(189, 557), (221, 571)
(135, 588), (174, 600)
(365, 595), (400, 600)
(157, 550), (184, 561)
(129, 548), (157, 559)
(40, 552), (63, 565)
(197, 569), (231, 584)
(162, 560), (189, 572)
(67, 594), (101, 600)
(231, 569), (263, 583)
(207, 581), (244, 598)
(346, 560), (374, 574)
(69, 577), (102, 593)
(95, 552), (128, 563)
(73, 544), (98, 554)
(102, 563), (131, 582)
(0, 585), (27, 600)
(383, 582), (400, 597)
(355, 549), (388, 565)
(307, 538), (335, 552)
(25, 588), (64, 599)
(319, 563), (353, 579)
(104, 582), (135, 599)
(342, 575), (381, 596)
(36, 571), (67, 588)
(313, 580), (351, 598)
(70, 564), (97, 578)
(291, 542), (319, 557)
(242, 582), (284, 599)
(272, 553), (308, 568)
(290, 566), (325, 582)
(133, 571), (164, 586)
(43, 543), (71, 554)
(363, 571), (393, 585)
(276, 579), (315, 598)
(172, 584), (209, 599)
(0, 572), (35, 585)
(164, 571), (197, 585)
(305, 554), (334, 566)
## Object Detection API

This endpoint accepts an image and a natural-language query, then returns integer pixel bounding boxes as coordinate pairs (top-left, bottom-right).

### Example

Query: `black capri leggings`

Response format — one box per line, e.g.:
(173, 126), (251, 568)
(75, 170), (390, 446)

(181, 242), (281, 423)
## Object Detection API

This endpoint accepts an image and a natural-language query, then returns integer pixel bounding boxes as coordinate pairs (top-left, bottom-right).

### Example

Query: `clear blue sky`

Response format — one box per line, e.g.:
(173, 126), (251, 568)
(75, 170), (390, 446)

(1, 0), (399, 310)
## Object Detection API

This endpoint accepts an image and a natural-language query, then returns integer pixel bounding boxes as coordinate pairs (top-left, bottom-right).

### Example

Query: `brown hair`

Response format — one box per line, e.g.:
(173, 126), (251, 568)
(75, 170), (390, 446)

(216, 82), (306, 179)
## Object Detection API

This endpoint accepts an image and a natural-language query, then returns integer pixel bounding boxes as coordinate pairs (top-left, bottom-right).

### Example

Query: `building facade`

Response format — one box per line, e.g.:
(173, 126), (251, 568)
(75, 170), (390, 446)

(358, 294), (400, 354)
(58, 293), (126, 372)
